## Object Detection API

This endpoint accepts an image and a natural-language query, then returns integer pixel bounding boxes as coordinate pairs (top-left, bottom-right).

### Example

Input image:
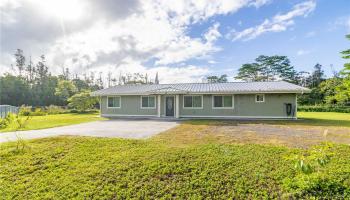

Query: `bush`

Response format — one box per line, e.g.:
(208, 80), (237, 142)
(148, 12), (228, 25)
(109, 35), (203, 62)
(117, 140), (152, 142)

(19, 106), (32, 116)
(31, 108), (47, 116)
(0, 118), (9, 129)
(46, 105), (69, 115)
(298, 105), (350, 113)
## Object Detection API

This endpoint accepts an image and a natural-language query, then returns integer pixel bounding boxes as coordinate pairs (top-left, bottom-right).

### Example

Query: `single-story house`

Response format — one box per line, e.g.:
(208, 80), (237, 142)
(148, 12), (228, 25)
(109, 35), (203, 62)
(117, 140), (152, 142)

(91, 81), (310, 119)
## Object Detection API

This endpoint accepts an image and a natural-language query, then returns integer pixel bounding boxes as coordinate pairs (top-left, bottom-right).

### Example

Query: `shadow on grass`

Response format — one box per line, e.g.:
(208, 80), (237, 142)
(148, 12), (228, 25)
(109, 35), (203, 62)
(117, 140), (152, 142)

(183, 118), (350, 127)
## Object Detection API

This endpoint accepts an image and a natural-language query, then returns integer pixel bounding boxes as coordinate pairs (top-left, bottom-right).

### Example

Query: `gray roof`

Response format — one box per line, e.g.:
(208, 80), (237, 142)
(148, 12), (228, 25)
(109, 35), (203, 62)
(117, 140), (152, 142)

(91, 81), (311, 96)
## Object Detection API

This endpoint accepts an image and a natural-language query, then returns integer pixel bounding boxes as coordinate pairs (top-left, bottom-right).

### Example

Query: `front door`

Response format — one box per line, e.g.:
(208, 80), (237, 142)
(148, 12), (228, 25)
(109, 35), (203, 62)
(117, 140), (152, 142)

(165, 96), (175, 117)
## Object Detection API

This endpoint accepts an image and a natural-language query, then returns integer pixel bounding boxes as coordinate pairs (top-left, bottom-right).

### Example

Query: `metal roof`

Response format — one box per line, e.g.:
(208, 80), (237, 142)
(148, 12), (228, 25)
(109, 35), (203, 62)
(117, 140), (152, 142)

(91, 81), (311, 96)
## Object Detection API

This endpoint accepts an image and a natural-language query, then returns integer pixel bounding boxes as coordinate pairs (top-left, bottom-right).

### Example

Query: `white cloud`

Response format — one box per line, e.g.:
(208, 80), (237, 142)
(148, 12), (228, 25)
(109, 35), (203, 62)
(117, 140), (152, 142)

(227, 0), (316, 41)
(305, 31), (316, 38)
(1, 0), (271, 82)
(297, 49), (310, 56)
(329, 16), (350, 32)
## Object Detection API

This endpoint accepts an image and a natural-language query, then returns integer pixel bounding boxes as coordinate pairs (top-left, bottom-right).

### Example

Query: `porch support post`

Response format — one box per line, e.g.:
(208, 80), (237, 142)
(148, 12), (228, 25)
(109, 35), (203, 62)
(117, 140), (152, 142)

(175, 94), (179, 118)
(157, 95), (161, 117)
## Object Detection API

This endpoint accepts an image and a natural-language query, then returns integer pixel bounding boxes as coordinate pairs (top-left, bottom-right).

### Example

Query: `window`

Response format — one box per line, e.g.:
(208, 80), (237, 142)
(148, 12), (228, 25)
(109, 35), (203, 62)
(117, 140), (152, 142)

(213, 95), (233, 108)
(183, 95), (202, 108)
(107, 96), (121, 108)
(141, 96), (156, 108)
(255, 94), (265, 103)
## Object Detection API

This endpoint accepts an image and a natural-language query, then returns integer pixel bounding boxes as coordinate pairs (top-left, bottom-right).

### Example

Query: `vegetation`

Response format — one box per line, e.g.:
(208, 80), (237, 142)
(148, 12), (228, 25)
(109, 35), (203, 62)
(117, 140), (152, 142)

(298, 105), (350, 113)
(0, 113), (104, 132)
(68, 91), (98, 112)
(1, 122), (350, 199)
(0, 49), (159, 107)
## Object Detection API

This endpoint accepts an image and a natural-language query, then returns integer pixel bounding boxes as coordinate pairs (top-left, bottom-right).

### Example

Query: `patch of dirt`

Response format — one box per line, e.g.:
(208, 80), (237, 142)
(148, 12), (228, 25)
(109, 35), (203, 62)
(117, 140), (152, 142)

(209, 123), (350, 148)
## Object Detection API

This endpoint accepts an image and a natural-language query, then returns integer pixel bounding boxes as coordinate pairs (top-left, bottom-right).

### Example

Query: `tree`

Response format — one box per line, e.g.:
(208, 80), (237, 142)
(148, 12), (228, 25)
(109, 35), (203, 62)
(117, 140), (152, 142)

(235, 55), (297, 82)
(309, 63), (325, 88)
(328, 34), (350, 105)
(340, 34), (350, 76)
(68, 90), (98, 111)
(207, 74), (228, 83)
(55, 80), (77, 103)
(14, 49), (25, 76)
(155, 72), (159, 84)
(235, 63), (262, 81)
(0, 74), (30, 106)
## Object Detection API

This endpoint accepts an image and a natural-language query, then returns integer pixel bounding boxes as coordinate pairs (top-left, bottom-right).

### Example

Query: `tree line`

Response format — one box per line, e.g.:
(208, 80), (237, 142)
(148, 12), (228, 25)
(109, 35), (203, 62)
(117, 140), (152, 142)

(0, 49), (158, 106)
(206, 34), (350, 106)
(1, 35), (349, 107)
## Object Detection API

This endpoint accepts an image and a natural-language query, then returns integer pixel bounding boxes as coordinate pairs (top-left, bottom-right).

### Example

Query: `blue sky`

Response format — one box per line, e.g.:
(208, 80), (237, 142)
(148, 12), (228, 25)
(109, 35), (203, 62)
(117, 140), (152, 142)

(184, 0), (350, 78)
(1, 0), (350, 83)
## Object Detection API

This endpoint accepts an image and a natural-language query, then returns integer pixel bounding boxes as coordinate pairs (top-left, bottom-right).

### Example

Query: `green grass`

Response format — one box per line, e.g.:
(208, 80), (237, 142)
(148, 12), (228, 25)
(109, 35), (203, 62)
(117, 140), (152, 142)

(1, 111), (350, 198)
(0, 113), (106, 132)
(1, 131), (350, 198)
(186, 112), (350, 127)
(298, 112), (350, 127)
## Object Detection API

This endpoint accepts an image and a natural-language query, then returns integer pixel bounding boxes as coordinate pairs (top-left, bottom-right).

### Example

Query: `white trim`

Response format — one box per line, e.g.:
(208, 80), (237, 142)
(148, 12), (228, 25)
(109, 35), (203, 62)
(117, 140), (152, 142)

(164, 95), (175, 117)
(107, 96), (121, 108)
(255, 94), (265, 103)
(180, 115), (296, 119)
(183, 95), (203, 109)
(175, 95), (179, 118)
(140, 95), (156, 109)
(212, 95), (234, 109)
(295, 94), (298, 119)
(157, 95), (161, 117)
(102, 114), (157, 117)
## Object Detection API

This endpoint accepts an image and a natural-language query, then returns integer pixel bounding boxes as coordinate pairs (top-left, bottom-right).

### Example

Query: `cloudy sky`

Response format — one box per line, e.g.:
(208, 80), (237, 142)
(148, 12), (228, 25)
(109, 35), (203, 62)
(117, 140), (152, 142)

(1, 0), (349, 83)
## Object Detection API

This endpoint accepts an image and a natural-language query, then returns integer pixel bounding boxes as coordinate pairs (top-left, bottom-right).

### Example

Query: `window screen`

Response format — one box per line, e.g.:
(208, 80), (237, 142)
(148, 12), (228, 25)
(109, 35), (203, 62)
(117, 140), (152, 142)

(141, 96), (156, 108)
(108, 97), (120, 108)
(183, 96), (202, 108)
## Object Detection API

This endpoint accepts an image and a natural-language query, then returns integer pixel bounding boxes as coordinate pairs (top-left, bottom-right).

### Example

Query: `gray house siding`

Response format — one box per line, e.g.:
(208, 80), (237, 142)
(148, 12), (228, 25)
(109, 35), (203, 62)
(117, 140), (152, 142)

(100, 93), (296, 119)
(179, 94), (296, 118)
(101, 96), (157, 117)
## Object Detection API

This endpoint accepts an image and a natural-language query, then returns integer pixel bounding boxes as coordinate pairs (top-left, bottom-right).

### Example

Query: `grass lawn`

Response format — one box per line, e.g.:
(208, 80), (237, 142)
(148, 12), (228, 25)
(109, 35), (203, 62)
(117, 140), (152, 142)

(298, 112), (350, 127)
(1, 112), (350, 199)
(0, 113), (106, 132)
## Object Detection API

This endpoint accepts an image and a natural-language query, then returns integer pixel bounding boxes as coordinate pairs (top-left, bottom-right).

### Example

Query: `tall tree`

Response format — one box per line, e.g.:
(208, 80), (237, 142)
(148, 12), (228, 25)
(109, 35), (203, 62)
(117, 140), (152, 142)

(0, 74), (30, 106)
(55, 80), (78, 103)
(155, 72), (159, 84)
(14, 49), (25, 76)
(235, 55), (297, 82)
(235, 63), (261, 82)
(26, 56), (34, 83)
(340, 34), (350, 76)
(207, 74), (228, 83)
(309, 63), (325, 88)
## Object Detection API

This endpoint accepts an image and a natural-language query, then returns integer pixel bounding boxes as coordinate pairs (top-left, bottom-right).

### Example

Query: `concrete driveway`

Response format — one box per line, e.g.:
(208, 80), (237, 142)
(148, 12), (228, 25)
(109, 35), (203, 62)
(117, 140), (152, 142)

(0, 119), (179, 143)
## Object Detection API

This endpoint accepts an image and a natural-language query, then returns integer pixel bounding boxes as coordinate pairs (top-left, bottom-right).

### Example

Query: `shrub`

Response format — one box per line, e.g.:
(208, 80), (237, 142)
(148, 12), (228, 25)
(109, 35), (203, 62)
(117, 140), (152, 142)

(298, 105), (350, 113)
(19, 105), (32, 116)
(30, 108), (47, 116)
(283, 143), (350, 198)
(0, 118), (9, 129)
(46, 105), (69, 115)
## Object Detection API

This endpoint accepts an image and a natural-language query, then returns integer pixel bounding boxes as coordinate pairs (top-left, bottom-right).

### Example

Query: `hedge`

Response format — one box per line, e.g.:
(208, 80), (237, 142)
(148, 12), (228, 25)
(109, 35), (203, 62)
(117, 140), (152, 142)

(298, 105), (350, 113)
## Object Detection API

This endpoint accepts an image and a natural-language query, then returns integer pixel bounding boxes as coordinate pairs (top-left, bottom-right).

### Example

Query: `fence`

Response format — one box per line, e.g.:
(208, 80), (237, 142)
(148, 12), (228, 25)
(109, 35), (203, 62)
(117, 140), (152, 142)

(0, 105), (19, 118)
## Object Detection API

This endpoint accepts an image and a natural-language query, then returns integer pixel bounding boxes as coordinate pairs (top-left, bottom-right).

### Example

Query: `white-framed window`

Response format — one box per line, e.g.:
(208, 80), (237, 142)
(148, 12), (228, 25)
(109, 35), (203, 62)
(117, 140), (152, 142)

(183, 95), (203, 109)
(107, 96), (121, 108)
(255, 94), (265, 103)
(141, 96), (156, 109)
(212, 95), (234, 109)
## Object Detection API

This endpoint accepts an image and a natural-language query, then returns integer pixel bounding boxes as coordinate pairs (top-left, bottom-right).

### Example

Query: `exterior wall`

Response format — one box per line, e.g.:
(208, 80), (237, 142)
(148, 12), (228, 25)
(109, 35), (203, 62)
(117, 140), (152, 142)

(100, 96), (157, 117)
(100, 93), (297, 119)
(179, 94), (296, 118)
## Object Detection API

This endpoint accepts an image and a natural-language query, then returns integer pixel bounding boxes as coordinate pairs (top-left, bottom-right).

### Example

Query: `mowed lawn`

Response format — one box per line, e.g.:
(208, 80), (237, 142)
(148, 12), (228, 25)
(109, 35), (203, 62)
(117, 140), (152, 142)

(1, 112), (350, 199)
(0, 113), (106, 132)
